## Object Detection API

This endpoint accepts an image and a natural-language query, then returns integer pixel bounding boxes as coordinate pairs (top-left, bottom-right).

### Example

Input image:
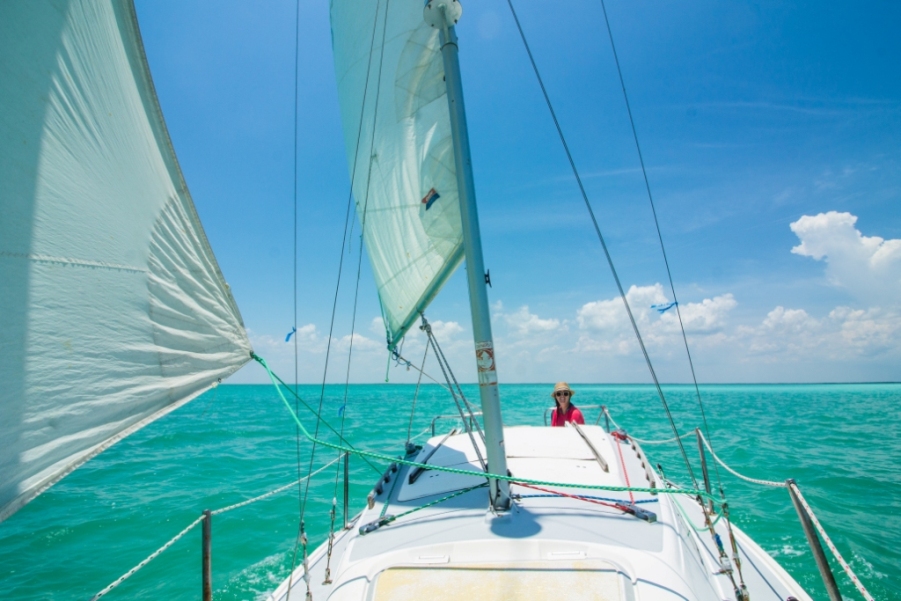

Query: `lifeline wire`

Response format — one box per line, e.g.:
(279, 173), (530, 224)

(504, 0), (697, 487)
(89, 457), (341, 601)
(597, 0), (723, 492)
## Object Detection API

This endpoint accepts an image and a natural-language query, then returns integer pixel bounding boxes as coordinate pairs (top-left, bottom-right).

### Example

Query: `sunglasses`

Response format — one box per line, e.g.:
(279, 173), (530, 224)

(555, 391), (571, 397)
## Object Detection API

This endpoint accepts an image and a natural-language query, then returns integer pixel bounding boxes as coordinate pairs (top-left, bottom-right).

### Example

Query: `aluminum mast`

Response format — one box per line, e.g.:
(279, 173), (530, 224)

(424, 0), (510, 510)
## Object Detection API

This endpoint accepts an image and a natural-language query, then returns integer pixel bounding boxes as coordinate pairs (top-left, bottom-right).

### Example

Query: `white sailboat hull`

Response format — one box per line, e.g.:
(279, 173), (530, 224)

(269, 425), (811, 601)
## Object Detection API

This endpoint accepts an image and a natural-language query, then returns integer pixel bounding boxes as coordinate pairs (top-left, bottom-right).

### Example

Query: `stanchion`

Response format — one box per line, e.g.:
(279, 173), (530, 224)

(787, 480), (842, 601)
(343, 453), (350, 529)
(202, 509), (212, 601)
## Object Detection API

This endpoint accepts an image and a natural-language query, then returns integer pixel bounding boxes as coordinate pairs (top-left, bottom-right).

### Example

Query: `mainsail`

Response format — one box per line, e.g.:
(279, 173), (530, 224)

(331, 0), (464, 347)
(0, 0), (252, 522)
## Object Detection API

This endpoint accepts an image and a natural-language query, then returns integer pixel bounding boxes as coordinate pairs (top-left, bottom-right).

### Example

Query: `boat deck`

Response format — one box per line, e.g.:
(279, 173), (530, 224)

(268, 425), (811, 601)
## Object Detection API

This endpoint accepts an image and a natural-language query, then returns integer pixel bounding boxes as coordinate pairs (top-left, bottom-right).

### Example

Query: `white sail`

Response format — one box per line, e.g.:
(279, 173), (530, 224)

(0, 0), (252, 522)
(331, 0), (464, 347)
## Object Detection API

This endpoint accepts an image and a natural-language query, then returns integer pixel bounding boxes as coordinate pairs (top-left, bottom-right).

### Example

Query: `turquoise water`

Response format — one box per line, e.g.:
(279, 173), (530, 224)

(1, 382), (898, 600)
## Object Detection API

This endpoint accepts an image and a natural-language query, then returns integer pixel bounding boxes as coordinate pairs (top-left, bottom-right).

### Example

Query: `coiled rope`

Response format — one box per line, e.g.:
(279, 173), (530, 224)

(90, 456), (341, 600)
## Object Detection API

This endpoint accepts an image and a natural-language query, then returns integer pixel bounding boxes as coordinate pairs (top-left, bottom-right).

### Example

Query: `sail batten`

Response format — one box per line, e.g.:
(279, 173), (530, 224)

(331, 0), (464, 347)
(0, 0), (251, 522)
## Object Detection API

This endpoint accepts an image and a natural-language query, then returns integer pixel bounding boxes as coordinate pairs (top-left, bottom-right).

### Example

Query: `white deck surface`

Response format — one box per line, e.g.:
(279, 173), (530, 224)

(268, 425), (813, 601)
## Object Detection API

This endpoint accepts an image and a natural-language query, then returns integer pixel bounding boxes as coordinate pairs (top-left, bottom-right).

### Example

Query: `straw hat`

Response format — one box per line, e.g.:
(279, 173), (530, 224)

(550, 382), (575, 399)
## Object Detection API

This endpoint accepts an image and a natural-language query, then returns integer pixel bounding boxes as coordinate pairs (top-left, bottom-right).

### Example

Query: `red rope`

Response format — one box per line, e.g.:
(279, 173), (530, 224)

(513, 481), (630, 513)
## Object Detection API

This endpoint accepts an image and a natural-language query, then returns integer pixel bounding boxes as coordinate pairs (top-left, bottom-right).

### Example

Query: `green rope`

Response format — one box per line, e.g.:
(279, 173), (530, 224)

(253, 353), (718, 503)
(385, 483), (489, 525)
(263, 360), (380, 474)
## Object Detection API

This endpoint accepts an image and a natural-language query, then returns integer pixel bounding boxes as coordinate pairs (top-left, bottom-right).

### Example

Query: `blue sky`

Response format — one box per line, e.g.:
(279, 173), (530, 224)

(135, 0), (901, 384)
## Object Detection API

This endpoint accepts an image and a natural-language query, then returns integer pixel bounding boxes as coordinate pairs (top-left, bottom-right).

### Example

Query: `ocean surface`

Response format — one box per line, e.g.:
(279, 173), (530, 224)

(1, 382), (898, 600)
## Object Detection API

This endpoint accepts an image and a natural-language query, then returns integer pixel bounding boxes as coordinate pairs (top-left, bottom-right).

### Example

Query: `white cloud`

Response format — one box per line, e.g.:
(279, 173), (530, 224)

(660, 294), (736, 335)
(337, 332), (383, 353)
(370, 316), (385, 336)
(576, 284), (736, 353)
(791, 211), (901, 304)
(735, 304), (901, 360)
(429, 320), (464, 340)
(503, 305), (561, 335)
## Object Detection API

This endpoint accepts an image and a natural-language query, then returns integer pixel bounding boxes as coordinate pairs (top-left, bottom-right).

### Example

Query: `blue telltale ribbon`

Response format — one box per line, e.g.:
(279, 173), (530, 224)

(651, 301), (677, 314)
(285, 327), (297, 342)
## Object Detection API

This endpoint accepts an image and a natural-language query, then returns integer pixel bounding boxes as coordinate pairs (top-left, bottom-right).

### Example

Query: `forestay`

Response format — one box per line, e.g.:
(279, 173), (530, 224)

(331, 0), (464, 347)
(0, 0), (251, 522)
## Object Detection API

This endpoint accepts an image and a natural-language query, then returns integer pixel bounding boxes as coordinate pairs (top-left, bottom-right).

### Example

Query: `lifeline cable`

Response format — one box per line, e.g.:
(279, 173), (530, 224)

(504, 0), (697, 488)
(90, 457), (341, 601)
(597, 0), (724, 493)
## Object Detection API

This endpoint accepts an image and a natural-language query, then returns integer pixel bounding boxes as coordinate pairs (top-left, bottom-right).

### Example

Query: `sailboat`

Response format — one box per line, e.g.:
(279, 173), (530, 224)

(257, 1), (847, 601)
(0, 1), (871, 600)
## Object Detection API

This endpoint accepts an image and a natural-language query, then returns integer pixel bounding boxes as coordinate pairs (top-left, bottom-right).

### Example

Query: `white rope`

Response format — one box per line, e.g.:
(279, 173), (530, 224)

(788, 483), (875, 601)
(629, 431), (693, 445)
(90, 515), (205, 600)
(698, 432), (786, 488)
(603, 408), (693, 445)
(91, 456), (342, 600)
(212, 456), (341, 515)
(409, 426), (432, 442)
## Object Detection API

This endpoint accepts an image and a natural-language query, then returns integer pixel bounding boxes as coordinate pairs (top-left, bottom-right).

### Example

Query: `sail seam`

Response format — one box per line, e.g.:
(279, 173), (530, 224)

(0, 252), (147, 273)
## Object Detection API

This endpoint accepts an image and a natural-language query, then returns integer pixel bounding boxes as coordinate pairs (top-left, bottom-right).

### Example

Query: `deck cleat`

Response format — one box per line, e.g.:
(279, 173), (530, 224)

(622, 503), (657, 523)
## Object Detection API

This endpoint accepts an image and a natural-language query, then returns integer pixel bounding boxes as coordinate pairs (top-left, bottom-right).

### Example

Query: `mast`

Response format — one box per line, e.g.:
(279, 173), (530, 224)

(425, 0), (510, 510)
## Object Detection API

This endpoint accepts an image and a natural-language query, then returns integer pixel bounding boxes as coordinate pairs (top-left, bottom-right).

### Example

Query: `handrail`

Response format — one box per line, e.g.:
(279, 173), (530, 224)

(430, 412), (482, 436)
(543, 404), (606, 426)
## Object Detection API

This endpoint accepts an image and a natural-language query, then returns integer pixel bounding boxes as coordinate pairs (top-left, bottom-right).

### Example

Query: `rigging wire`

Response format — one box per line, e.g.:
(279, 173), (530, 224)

(286, 2), (389, 598)
(287, 1), (304, 596)
(329, 140), (380, 503)
(596, 0), (723, 492)
(504, 0), (697, 488)
(300, 0), (391, 521)
(405, 342), (430, 444)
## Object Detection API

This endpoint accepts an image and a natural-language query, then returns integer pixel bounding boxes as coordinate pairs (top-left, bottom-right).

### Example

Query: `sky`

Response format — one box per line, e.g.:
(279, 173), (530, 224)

(134, 0), (901, 384)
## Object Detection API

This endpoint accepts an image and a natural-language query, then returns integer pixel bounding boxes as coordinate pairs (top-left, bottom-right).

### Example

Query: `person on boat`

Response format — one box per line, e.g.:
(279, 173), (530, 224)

(550, 382), (585, 426)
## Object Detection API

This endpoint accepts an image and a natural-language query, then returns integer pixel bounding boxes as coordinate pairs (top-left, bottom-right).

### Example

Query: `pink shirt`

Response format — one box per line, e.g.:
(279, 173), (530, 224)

(551, 404), (585, 427)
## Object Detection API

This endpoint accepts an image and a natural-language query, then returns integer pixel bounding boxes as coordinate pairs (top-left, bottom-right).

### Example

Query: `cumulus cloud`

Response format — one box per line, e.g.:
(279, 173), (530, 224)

(428, 319), (464, 340)
(337, 332), (382, 353)
(575, 284), (737, 354)
(370, 316), (385, 336)
(503, 305), (561, 335)
(791, 211), (901, 304)
(737, 305), (901, 360)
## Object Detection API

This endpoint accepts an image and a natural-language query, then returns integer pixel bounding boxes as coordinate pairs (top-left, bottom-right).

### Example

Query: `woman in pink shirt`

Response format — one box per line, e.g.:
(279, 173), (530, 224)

(550, 382), (585, 426)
